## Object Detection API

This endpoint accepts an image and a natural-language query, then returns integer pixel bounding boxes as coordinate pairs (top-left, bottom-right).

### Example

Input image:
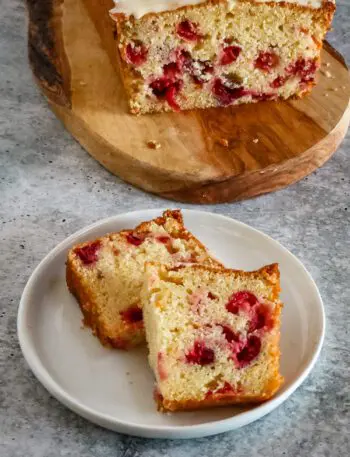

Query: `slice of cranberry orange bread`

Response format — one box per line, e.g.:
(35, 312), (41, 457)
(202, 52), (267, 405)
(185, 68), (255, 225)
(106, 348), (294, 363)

(66, 210), (222, 349)
(110, 0), (335, 114)
(141, 262), (283, 411)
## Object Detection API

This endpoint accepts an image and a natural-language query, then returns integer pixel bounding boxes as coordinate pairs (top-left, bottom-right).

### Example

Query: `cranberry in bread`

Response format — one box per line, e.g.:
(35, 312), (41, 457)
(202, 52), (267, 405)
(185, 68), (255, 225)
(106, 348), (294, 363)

(142, 262), (283, 411)
(66, 210), (222, 349)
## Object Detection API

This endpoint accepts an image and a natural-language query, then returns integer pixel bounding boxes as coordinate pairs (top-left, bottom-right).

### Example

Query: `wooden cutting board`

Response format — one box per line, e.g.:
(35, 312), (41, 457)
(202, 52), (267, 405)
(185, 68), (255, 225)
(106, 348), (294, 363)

(27, 0), (350, 203)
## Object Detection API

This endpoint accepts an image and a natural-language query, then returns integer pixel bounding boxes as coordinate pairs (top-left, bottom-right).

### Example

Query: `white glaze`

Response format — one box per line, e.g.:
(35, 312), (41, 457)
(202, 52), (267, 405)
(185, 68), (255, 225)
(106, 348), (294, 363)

(110, 1), (208, 19)
(110, 0), (331, 19)
(255, 0), (327, 7)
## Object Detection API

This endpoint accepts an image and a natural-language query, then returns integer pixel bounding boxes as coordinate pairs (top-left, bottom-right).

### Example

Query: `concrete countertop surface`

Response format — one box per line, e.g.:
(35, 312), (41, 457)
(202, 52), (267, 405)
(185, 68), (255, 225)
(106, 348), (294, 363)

(1, 1), (349, 456)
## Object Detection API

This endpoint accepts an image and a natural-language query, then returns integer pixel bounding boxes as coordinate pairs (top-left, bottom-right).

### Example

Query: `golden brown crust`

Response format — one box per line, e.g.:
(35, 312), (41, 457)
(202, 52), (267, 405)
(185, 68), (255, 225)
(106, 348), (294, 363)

(163, 262), (281, 301)
(158, 395), (269, 412)
(134, 209), (183, 233)
(156, 378), (283, 411)
(66, 256), (94, 328)
(133, 210), (223, 266)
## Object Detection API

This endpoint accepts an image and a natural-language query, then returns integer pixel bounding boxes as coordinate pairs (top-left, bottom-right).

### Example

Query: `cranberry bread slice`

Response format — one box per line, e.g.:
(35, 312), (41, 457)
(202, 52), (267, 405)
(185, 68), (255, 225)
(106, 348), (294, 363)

(142, 262), (283, 412)
(66, 210), (222, 349)
(110, 0), (335, 114)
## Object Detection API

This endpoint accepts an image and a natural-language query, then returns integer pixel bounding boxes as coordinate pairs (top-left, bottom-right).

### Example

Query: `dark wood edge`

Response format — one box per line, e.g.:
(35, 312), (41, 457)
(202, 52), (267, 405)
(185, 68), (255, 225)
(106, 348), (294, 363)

(323, 40), (348, 68)
(160, 107), (350, 203)
(26, 0), (71, 108)
(49, 91), (349, 204)
(39, 22), (349, 204)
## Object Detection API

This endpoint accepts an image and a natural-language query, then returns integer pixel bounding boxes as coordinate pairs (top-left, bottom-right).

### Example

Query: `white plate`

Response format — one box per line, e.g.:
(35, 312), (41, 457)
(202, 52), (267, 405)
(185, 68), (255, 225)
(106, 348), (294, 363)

(18, 209), (325, 439)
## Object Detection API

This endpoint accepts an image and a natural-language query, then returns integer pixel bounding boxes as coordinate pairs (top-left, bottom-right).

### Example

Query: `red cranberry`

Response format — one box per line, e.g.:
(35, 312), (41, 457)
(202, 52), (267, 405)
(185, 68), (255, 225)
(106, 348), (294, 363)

(220, 46), (241, 65)
(75, 241), (101, 265)
(120, 306), (143, 323)
(216, 381), (234, 394)
(251, 92), (276, 101)
(226, 291), (258, 315)
(150, 78), (182, 111)
(157, 235), (170, 244)
(287, 58), (317, 83)
(249, 304), (273, 333)
(170, 210), (182, 221)
(186, 341), (215, 365)
(170, 49), (195, 74)
(207, 292), (216, 300)
(178, 49), (192, 66)
(150, 77), (173, 98)
(163, 62), (181, 79)
(219, 325), (240, 343)
(126, 233), (145, 246)
(125, 42), (148, 66)
(176, 20), (201, 42)
(237, 335), (261, 367)
(212, 79), (248, 106)
(255, 51), (280, 72)
(271, 75), (287, 89)
(165, 84), (181, 111)
(170, 49), (192, 75)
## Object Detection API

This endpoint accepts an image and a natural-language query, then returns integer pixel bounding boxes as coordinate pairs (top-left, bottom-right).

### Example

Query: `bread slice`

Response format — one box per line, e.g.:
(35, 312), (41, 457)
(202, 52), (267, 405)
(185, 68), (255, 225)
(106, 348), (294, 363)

(110, 0), (335, 114)
(66, 210), (222, 349)
(142, 262), (283, 412)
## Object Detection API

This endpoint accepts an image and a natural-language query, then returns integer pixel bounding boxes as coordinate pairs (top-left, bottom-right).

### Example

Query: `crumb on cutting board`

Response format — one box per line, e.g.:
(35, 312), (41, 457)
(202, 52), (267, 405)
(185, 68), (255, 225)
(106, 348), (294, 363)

(147, 140), (161, 149)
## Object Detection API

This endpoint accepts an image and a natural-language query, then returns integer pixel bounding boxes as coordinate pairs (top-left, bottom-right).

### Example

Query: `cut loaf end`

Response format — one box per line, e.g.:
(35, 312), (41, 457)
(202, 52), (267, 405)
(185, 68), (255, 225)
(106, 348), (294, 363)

(142, 262), (283, 411)
(66, 210), (222, 349)
(111, 0), (335, 114)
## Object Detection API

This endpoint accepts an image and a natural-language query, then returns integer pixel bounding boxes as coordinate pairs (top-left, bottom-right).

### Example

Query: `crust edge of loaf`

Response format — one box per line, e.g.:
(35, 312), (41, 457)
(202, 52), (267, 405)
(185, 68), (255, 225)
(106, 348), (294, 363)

(66, 209), (223, 349)
(66, 252), (143, 349)
(144, 262), (284, 412)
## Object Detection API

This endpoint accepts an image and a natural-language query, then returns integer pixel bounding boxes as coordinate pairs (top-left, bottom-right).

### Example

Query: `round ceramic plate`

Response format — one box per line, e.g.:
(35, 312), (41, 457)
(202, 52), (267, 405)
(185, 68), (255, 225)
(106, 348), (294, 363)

(18, 209), (325, 439)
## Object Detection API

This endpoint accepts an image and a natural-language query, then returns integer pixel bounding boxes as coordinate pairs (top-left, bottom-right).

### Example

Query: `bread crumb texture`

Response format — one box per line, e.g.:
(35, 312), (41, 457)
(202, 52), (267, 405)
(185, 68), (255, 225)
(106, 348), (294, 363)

(112, 0), (335, 113)
(66, 210), (222, 349)
(142, 262), (284, 411)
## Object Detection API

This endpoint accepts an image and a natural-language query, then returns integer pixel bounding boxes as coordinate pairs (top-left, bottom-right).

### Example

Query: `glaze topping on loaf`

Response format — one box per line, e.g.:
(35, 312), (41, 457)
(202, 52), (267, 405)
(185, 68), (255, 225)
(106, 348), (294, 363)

(111, 0), (334, 19)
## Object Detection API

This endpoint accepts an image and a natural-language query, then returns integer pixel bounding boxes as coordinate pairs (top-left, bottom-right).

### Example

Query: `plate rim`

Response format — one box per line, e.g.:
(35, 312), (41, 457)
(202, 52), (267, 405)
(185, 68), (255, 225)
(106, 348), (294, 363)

(17, 208), (325, 439)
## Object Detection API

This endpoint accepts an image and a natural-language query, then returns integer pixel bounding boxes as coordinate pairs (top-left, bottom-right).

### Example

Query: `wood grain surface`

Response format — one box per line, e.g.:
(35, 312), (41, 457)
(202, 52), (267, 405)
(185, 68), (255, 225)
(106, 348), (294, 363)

(26, 0), (350, 203)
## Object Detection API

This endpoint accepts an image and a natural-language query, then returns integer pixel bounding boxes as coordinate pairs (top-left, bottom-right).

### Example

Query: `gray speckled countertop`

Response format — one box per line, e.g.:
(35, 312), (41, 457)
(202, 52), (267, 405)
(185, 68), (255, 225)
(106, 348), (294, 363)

(1, 1), (349, 456)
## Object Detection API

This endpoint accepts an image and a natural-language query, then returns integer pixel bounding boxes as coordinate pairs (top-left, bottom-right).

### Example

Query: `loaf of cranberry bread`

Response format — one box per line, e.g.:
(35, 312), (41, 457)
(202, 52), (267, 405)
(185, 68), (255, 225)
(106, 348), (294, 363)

(66, 210), (222, 349)
(142, 262), (283, 411)
(110, 0), (335, 114)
